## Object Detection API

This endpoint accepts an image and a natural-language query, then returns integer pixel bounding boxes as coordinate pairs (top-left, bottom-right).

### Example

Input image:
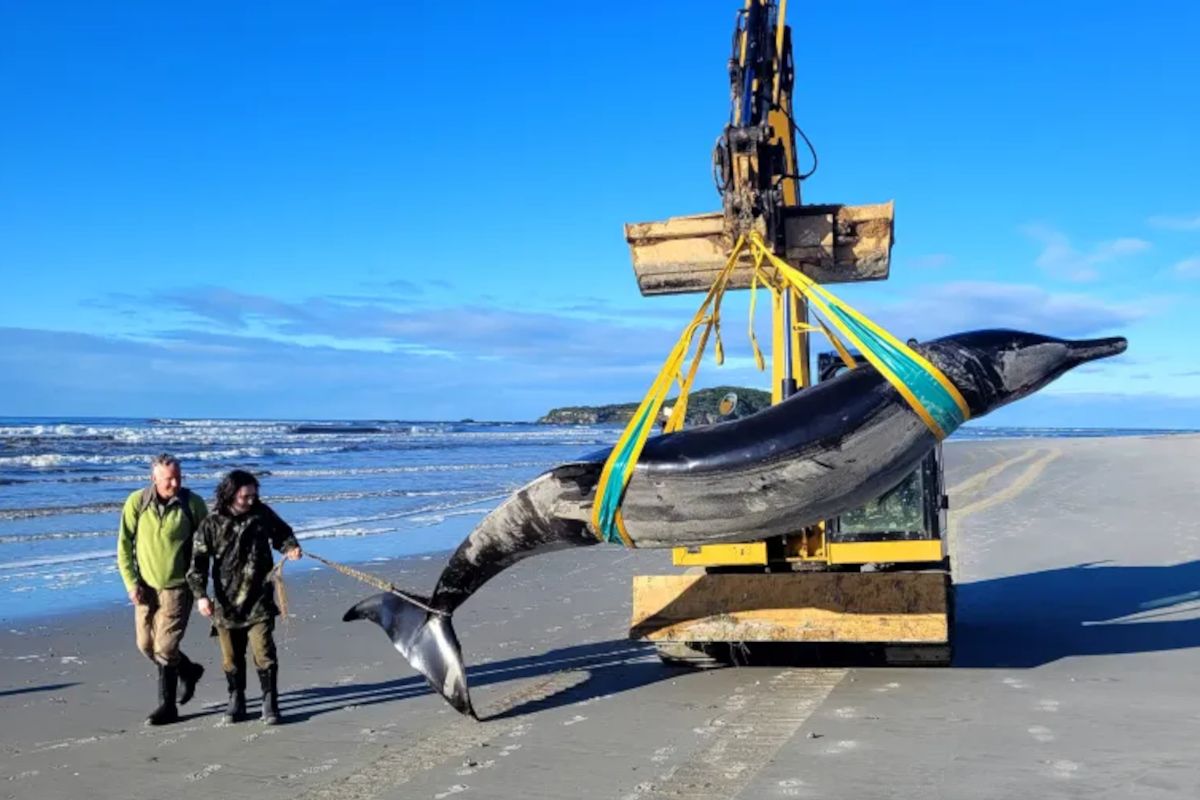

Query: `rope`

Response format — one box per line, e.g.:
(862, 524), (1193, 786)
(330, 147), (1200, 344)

(270, 551), (448, 617)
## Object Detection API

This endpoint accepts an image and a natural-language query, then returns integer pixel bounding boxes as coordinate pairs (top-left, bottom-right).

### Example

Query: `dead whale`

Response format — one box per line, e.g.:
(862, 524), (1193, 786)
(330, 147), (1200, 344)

(345, 329), (1127, 716)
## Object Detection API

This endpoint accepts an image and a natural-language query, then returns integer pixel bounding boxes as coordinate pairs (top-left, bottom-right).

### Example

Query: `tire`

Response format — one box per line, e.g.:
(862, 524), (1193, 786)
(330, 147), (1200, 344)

(654, 641), (728, 669)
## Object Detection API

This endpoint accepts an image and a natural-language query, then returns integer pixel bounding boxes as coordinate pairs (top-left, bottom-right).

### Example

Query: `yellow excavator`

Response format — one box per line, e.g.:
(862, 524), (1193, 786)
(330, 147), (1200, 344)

(624, 0), (953, 666)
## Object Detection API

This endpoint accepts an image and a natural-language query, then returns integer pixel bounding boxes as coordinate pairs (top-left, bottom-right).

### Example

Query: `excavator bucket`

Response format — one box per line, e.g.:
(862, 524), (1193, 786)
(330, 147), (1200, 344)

(625, 201), (895, 296)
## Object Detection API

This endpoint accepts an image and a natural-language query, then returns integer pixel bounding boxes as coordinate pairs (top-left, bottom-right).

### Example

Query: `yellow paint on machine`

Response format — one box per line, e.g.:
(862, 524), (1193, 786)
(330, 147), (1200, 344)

(673, 541), (768, 567)
(826, 539), (945, 565)
(670, 537), (944, 567)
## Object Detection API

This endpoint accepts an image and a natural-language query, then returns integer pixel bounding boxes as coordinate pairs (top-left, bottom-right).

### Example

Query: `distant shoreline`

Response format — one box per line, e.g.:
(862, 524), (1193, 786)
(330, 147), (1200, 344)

(2, 414), (1198, 434)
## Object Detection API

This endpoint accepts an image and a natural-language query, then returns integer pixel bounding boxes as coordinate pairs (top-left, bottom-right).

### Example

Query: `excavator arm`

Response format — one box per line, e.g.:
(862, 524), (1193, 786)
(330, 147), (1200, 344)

(714, 0), (801, 248)
(626, 0), (894, 298)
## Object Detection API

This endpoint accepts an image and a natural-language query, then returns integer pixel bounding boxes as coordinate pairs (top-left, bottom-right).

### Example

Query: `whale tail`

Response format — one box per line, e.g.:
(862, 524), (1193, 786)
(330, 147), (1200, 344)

(343, 593), (476, 719)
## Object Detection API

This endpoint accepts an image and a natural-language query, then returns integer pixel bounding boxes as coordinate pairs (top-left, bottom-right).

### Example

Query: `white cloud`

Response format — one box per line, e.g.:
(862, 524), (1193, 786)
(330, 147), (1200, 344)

(0, 326), (670, 420)
(1173, 257), (1200, 278)
(1021, 224), (1151, 282)
(111, 287), (688, 370)
(1148, 213), (1200, 231)
(861, 281), (1147, 342)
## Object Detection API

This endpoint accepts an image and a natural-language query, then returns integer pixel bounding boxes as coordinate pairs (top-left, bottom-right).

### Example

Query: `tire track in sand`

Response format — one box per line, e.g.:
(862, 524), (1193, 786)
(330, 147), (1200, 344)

(295, 670), (591, 800)
(948, 447), (1062, 569)
(622, 669), (846, 800)
(947, 447), (1043, 499)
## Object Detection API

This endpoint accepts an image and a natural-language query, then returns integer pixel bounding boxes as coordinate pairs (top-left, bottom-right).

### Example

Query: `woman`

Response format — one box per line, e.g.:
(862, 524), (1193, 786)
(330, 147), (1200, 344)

(187, 470), (301, 724)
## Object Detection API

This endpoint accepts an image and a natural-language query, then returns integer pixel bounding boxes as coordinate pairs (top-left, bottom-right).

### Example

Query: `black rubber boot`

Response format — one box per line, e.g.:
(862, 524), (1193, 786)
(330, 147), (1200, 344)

(177, 654), (204, 706)
(223, 669), (247, 723)
(146, 664), (179, 726)
(258, 666), (280, 725)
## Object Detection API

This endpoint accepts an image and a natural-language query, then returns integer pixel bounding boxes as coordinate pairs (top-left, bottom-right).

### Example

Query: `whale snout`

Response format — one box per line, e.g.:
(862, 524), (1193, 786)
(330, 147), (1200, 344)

(1067, 336), (1128, 364)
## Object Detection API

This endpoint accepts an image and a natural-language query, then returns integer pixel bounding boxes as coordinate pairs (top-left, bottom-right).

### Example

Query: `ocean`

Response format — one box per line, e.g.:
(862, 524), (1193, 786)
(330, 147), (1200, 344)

(0, 416), (1192, 621)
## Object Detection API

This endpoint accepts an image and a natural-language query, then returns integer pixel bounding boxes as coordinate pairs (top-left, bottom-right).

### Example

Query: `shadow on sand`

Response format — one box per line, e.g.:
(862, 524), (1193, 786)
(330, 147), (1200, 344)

(277, 639), (680, 723)
(954, 558), (1200, 668)
(0, 681), (80, 699)
(265, 560), (1200, 721)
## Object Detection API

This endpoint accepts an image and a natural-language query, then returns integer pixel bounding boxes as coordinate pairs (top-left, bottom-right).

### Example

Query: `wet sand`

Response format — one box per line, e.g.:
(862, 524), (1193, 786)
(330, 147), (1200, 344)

(2, 435), (1199, 799)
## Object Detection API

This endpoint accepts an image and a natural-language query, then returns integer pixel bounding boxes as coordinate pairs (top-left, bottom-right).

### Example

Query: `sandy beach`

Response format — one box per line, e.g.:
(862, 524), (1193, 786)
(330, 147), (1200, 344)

(2, 434), (1199, 799)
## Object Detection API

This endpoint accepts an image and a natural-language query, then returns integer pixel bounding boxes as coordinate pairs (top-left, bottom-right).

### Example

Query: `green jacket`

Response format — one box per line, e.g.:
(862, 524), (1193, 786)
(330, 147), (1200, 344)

(116, 487), (209, 592)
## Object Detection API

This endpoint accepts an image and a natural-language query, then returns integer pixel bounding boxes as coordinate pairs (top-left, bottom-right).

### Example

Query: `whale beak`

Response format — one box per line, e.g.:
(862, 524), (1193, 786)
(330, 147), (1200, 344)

(1067, 336), (1127, 364)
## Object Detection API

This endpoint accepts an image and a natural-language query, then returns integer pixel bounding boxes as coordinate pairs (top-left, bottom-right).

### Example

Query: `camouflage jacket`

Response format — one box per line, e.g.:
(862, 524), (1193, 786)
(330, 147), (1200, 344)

(187, 502), (299, 628)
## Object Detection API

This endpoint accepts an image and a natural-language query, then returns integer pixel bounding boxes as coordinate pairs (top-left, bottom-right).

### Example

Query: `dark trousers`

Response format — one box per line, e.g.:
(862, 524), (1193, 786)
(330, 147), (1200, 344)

(216, 620), (276, 673)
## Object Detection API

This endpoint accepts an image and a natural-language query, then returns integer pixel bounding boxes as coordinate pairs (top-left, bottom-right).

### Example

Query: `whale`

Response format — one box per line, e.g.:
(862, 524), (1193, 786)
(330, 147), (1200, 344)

(343, 329), (1127, 717)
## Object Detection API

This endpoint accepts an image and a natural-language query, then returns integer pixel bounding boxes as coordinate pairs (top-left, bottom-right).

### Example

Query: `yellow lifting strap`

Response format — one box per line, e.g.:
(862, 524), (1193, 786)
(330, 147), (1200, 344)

(590, 236), (746, 547)
(747, 232), (970, 437)
(590, 233), (970, 546)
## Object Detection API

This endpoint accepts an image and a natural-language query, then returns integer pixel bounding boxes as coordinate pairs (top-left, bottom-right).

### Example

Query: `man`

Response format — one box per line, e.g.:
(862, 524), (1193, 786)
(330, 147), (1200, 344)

(188, 470), (301, 725)
(116, 453), (209, 726)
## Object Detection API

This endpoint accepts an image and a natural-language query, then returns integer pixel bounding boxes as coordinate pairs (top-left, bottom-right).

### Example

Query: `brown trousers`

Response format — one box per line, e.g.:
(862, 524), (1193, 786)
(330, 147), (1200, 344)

(134, 586), (193, 666)
(216, 620), (277, 673)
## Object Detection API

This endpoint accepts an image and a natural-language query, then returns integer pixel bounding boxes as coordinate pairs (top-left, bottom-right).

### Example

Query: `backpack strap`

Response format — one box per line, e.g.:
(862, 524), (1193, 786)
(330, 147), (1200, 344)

(134, 486), (197, 532)
(176, 487), (196, 531)
(135, 486), (155, 518)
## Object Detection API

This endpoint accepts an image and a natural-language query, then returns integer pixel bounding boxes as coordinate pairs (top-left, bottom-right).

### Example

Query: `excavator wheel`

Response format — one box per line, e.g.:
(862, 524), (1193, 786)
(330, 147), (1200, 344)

(654, 641), (729, 669)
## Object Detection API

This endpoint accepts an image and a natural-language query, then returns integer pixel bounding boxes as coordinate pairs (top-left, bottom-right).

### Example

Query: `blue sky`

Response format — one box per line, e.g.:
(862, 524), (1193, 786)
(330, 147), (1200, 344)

(2, 1), (1198, 426)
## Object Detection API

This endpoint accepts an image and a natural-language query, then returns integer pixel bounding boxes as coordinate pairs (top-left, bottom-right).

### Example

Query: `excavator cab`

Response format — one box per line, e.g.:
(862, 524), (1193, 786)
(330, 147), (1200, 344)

(819, 351), (949, 565)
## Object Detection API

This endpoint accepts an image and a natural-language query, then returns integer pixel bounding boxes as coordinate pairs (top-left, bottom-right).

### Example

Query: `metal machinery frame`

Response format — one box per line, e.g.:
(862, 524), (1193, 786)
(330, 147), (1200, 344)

(624, 0), (953, 667)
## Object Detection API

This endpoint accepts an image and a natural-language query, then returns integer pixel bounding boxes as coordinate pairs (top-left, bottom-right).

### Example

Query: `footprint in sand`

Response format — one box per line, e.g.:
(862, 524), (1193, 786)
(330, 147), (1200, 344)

(1046, 759), (1080, 778)
(693, 718), (727, 737)
(724, 693), (750, 711)
(1028, 725), (1055, 742)
(456, 758), (496, 777)
(778, 777), (812, 798)
(301, 759), (338, 776)
(186, 764), (222, 782)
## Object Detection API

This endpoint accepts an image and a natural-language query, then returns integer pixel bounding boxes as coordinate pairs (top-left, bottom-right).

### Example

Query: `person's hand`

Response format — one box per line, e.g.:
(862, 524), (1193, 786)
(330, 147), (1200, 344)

(197, 597), (213, 617)
(128, 585), (145, 605)
(285, 545), (302, 562)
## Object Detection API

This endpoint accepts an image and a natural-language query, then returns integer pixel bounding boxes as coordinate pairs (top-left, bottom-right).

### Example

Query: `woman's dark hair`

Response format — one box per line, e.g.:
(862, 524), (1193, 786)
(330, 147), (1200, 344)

(214, 469), (260, 515)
